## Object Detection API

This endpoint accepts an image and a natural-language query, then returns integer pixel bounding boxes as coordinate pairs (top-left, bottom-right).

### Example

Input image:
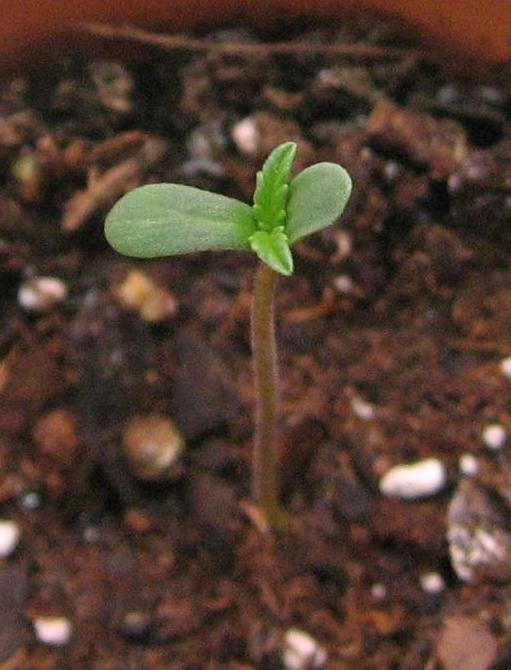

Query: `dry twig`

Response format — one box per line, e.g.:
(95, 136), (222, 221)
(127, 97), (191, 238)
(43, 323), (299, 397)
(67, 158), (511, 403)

(81, 22), (432, 61)
(61, 135), (166, 232)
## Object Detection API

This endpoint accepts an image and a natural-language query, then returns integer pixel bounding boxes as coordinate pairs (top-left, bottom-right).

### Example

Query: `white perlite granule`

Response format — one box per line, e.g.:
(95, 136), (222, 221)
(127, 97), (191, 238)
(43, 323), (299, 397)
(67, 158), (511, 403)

(482, 423), (507, 451)
(282, 628), (328, 670)
(231, 117), (259, 156)
(0, 520), (21, 558)
(18, 276), (68, 313)
(459, 453), (479, 477)
(379, 458), (447, 500)
(420, 571), (445, 594)
(33, 616), (73, 646)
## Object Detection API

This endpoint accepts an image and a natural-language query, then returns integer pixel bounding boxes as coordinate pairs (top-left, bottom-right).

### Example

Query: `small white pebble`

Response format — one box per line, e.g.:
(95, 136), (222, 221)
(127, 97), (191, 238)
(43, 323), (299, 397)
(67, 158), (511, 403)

(83, 526), (100, 544)
(379, 458), (447, 500)
(316, 68), (343, 87)
(437, 84), (458, 104)
(447, 173), (463, 193)
(0, 520), (21, 558)
(18, 277), (67, 313)
(499, 357), (511, 378)
(333, 230), (352, 259)
(383, 161), (400, 180)
(350, 396), (375, 420)
(21, 491), (41, 510)
(33, 616), (72, 646)
(187, 127), (214, 160)
(419, 571), (445, 595)
(370, 582), (387, 602)
(231, 117), (259, 156)
(480, 86), (505, 105)
(466, 165), (484, 181)
(181, 158), (225, 178)
(333, 274), (354, 295)
(459, 453), (479, 477)
(482, 423), (507, 451)
(475, 528), (506, 559)
(282, 628), (327, 670)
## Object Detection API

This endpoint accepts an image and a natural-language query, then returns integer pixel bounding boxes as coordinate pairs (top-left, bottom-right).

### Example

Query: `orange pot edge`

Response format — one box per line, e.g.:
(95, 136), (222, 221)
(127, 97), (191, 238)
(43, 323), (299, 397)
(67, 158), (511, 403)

(2, 0), (510, 67)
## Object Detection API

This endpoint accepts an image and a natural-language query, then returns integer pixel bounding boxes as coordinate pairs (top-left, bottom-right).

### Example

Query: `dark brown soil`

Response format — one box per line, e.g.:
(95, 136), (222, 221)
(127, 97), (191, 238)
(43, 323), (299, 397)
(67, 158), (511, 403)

(1, 12), (511, 670)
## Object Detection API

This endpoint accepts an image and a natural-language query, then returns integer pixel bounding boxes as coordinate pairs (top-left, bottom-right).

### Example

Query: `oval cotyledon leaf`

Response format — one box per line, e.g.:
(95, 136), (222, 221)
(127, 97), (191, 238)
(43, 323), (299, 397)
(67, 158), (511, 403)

(286, 162), (352, 245)
(105, 183), (256, 258)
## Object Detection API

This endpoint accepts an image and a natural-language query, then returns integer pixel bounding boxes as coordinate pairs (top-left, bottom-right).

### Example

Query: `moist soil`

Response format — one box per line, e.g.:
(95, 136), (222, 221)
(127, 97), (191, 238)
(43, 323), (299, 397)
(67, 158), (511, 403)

(1, 12), (511, 670)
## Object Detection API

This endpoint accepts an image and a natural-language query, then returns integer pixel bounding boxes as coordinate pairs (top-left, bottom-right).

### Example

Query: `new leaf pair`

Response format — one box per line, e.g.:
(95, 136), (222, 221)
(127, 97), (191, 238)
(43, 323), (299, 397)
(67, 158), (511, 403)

(105, 142), (352, 274)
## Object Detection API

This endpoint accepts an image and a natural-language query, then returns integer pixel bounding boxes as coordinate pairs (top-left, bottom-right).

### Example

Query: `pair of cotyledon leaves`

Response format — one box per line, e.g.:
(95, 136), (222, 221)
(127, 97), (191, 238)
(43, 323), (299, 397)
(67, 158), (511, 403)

(105, 141), (352, 276)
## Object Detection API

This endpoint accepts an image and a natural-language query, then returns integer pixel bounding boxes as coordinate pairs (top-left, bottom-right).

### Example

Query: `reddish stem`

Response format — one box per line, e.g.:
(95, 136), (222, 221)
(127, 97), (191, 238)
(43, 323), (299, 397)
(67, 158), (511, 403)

(250, 262), (285, 530)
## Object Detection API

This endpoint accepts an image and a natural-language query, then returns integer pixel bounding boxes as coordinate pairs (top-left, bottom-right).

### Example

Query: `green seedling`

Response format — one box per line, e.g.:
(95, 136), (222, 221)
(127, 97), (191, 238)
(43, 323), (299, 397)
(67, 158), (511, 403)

(105, 141), (352, 530)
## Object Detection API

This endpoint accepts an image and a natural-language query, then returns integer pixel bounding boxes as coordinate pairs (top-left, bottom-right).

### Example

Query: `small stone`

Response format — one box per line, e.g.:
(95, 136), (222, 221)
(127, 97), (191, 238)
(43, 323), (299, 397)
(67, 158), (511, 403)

(122, 414), (184, 481)
(333, 230), (352, 259)
(231, 117), (259, 156)
(0, 520), (21, 558)
(139, 289), (177, 323)
(370, 583), (387, 602)
(115, 270), (177, 323)
(447, 479), (511, 582)
(379, 458), (447, 500)
(436, 616), (497, 670)
(18, 277), (68, 313)
(436, 83), (459, 105)
(124, 508), (152, 533)
(482, 423), (506, 451)
(89, 61), (134, 114)
(499, 357), (511, 378)
(33, 409), (79, 467)
(333, 274), (354, 295)
(118, 611), (152, 642)
(82, 526), (100, 544)
(187, 121), (225, 161)
(33, 616), (72, 646)
(459, 453), (479, 477)
(419, 572), (445, 595)
(480, 85), (506, 105)
(383, 161), (400, 180)
(20, 492), (40, 510)
(11, 151), (43, 201)
(282, 628), (328, 670)
(350, 395), (375, 420)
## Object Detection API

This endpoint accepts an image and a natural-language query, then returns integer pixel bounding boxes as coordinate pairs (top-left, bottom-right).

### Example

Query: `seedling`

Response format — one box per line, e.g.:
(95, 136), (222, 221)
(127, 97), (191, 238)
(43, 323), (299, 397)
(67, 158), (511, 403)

(105, 142), (352, 530)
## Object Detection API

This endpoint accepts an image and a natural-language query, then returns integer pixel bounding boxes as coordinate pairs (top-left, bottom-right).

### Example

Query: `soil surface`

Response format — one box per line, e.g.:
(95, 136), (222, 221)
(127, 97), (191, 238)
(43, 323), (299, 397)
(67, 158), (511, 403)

(1, 12), (511, 670)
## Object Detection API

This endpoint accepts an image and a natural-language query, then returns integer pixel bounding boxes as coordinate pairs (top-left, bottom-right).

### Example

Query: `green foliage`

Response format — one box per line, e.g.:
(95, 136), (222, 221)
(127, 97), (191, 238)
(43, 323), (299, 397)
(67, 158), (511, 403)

(287, 162), (352, 245)
(105, 183), (255, 258)
(104, 141), (353, 532)
(252, 141), (296, 233)
(104, 142), (352, 276)
(249, 226), (294, 276)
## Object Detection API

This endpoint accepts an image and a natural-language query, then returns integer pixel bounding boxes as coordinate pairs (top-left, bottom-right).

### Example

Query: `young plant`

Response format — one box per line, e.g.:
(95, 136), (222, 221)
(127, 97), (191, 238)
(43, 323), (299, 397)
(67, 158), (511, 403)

(105, 141), (352, 530)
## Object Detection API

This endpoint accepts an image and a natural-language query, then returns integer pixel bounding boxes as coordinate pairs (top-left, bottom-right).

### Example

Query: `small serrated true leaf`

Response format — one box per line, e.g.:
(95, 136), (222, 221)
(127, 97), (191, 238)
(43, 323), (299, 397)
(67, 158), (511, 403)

(286, 163), (352, 245)
(105, 183), (256, 258)
(253, 142), (297, 232)
(249, 226), (294, 276)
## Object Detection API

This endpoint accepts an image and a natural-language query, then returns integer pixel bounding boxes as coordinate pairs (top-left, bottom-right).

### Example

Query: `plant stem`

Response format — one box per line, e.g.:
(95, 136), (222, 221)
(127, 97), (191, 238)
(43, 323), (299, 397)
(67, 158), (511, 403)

(251, 261), (285, 530)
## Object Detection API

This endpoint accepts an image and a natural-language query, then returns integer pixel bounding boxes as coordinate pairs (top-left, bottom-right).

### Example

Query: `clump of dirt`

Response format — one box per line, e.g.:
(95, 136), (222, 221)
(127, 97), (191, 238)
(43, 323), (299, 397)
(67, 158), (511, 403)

(1, 11), (511, 669)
